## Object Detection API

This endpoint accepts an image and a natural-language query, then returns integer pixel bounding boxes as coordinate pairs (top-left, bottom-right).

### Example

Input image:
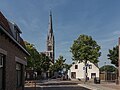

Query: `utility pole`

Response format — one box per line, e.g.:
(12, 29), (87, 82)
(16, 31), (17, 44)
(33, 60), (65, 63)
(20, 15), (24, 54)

(117, 37), (120, 84)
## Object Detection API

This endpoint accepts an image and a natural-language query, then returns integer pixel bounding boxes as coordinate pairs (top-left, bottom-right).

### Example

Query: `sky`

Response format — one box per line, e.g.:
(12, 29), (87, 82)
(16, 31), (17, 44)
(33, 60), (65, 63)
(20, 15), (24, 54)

(0, 0), (120, 67)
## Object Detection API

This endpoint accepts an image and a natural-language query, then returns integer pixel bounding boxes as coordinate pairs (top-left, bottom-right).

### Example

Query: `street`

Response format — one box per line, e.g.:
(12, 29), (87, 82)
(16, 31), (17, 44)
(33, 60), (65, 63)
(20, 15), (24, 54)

(25, 85), (90, 90)
(24, 79), (120, 90)
(25, 80), (90, 90)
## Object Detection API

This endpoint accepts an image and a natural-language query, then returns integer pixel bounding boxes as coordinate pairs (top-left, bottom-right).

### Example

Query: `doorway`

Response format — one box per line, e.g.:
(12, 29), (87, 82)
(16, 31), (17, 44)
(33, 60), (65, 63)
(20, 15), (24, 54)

(71, 72), (76, 79)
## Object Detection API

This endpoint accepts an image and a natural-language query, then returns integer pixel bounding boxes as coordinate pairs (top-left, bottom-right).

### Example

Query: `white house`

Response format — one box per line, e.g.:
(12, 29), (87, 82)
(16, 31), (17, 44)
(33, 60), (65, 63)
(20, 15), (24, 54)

(68, 61), (99, 80)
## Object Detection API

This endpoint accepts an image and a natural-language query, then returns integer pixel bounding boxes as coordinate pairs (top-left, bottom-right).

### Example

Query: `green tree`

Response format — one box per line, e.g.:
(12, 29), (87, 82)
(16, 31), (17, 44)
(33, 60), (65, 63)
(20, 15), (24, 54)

(25, 41), (40, 70)
(107, 45), (118, 67)
(100, 65), (116, 72)
(70, 34), (101, 82)
(63, 63), (72, 74)
(25, 41), (51, 72)
(49, 55), (71, 75)
(107, 45), (119, 79)
(49, 55), (66, 72)
(39, 53), (51, 72)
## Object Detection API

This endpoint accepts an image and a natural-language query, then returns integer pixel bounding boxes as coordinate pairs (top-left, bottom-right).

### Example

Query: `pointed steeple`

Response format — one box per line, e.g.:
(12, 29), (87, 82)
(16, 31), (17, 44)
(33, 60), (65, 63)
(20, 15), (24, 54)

(46, 11), (55, 63)
(48, 11), (53, 35)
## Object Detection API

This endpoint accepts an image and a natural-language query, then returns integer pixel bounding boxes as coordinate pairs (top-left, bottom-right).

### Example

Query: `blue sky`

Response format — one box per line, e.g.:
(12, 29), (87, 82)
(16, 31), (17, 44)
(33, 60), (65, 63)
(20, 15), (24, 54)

(0, 0), (120, 67)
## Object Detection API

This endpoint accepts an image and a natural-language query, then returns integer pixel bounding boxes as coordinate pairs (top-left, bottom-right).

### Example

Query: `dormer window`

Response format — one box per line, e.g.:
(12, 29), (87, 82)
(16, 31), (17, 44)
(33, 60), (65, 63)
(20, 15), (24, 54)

(14, 25), (21, 43)
(16, 30), (20, 42)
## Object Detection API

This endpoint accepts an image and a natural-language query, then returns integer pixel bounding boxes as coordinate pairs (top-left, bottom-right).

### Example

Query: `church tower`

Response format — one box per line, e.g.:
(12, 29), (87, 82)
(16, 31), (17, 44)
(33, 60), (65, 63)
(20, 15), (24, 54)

(46, 11), (55, 63)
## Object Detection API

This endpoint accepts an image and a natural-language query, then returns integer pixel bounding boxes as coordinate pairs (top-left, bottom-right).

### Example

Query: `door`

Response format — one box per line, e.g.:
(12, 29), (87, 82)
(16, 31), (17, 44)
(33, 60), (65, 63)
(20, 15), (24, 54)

(91, 73), (96, 79)
(71, 72), (76, 79)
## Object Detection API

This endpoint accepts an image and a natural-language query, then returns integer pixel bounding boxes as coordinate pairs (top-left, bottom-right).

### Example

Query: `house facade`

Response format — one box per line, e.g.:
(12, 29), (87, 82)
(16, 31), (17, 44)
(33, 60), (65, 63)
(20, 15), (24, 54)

(0, 12), (29, 90)
(68, 61), (99, 80)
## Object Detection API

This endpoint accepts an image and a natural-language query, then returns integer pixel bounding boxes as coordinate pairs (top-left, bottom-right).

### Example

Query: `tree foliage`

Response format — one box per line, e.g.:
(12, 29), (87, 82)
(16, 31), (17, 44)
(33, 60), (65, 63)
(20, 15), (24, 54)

(25, 41), (71, 77)
(39, 53), (51, 72)
(25, 41), (40, 70)
(70, 34), (101, 63)
(49, 55), (71, 73)
(107, 45), (118, 67)
(49, 55), (65, 72)
(25, 41), (51, 72)
(100, 65), (116, 72)
(70, 34), (101, 82)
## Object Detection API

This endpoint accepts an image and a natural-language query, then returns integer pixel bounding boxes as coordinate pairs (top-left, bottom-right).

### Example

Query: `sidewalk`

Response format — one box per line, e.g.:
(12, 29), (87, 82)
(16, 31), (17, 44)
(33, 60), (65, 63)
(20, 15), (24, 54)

(25, 79), (79, 87)
(78, 82), (120, 90)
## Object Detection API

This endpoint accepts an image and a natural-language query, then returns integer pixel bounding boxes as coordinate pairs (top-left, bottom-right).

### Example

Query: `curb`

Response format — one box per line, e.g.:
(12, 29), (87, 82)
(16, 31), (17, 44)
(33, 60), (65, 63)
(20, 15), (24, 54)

(37, 82), (78, 86)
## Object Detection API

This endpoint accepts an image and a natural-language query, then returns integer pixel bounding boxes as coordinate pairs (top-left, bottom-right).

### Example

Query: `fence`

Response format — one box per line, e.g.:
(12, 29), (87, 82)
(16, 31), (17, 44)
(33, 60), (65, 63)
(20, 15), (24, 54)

(100, 72), (117, 82)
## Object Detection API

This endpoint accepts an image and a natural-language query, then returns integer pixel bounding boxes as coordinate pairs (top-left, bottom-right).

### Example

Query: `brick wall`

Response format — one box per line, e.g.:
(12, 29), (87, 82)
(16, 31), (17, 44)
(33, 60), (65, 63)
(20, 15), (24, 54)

(0, 33), (27, 90)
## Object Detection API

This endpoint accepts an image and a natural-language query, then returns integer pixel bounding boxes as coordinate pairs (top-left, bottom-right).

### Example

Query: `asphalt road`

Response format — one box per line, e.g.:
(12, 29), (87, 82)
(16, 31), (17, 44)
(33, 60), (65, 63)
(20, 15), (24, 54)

(25, 85), (90, 90)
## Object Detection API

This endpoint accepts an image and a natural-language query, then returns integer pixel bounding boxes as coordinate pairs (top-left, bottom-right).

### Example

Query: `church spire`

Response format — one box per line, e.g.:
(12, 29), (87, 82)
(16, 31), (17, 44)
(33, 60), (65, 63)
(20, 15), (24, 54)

(48, 11), (53, 34)
(46, 11), (55, 63)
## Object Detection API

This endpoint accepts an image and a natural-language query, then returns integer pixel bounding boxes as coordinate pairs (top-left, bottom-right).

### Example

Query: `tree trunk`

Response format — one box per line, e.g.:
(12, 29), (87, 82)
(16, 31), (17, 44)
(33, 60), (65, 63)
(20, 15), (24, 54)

(116, 67), (119, 79)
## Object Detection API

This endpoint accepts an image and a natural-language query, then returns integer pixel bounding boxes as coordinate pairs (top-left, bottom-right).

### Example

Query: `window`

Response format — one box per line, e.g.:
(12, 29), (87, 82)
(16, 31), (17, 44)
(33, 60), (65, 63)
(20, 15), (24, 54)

(14, 26), (20, 42)
(0, 57), (3, 67)
(50, 52), (52, 58)
(0, 54), (4, 90)
(89, 64), (92, 69)
(71, 72), (76, 79)
(75, 65), (78, 69)
(16, 63), (22, 87)
(16, 31), (20, 42)
(48, 46), (52, 51)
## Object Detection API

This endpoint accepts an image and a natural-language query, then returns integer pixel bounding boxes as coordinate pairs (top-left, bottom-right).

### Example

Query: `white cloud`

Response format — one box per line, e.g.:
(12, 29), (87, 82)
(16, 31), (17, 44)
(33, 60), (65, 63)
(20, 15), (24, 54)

(113, 30), (120, 35)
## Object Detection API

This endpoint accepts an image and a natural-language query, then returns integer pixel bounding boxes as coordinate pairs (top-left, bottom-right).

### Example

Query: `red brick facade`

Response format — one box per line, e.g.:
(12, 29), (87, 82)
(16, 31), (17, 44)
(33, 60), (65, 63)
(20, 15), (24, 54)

(0, 12), (29, 90)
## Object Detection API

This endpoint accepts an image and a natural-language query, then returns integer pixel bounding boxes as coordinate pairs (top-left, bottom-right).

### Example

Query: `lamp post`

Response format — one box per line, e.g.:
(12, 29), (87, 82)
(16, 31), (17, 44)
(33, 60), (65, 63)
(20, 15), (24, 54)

(84, 62), (90, 83)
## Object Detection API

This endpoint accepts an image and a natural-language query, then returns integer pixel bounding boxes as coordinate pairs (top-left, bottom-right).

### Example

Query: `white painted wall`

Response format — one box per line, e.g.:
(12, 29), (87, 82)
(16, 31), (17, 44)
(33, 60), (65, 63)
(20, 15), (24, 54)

(68, 61), (99, 79)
